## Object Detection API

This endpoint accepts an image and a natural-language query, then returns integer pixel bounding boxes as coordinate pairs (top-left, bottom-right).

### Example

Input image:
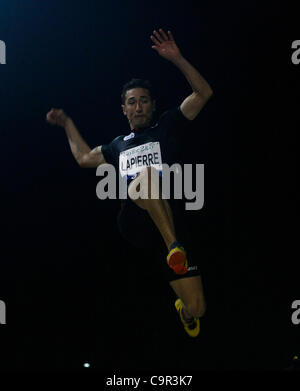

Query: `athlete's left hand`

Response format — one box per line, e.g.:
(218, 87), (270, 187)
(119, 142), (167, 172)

(150, 28), (182, 62)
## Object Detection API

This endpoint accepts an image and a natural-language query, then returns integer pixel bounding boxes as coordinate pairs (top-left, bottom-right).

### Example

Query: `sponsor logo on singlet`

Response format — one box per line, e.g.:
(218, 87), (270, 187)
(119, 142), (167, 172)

(119, 141), (163, 179)
(123, 132), (135, 141)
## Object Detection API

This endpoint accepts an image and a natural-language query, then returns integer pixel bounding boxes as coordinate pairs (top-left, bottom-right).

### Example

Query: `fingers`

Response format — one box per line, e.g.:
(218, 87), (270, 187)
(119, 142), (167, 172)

(167, 30), (174, 41)
(46, 108), (56, 119)
(153, 30), (162, 43)
(159, 28), (169, 41)
(151, 28), (172, 44)
(47, 108), (63, 117)
(46, 108), (66, 126)
(46, 109), (54, 121)
(150, 33), (161, 46)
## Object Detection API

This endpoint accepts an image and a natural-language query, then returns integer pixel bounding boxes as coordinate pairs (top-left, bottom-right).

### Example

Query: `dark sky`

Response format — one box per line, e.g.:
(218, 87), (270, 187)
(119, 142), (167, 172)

(0, 0), (298, 372)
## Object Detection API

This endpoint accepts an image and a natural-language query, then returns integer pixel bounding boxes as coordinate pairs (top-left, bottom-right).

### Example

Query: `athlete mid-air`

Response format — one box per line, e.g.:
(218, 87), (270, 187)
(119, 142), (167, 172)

(46, 28), (213, 337)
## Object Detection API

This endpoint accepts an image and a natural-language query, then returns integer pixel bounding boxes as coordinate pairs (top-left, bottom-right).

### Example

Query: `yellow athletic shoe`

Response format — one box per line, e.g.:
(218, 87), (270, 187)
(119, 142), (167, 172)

(167, 246), (188, 274)
(175, 298), (200, 337)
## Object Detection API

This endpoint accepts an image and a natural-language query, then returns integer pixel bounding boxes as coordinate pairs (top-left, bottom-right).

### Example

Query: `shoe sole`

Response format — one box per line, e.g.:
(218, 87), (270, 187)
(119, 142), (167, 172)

(167, 248), (188, 274)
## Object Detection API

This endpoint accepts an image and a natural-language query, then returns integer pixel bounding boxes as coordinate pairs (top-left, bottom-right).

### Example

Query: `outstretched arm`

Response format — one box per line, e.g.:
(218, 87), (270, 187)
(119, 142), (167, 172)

(150, 28), (213, 120)
(46, 108), (105, 167)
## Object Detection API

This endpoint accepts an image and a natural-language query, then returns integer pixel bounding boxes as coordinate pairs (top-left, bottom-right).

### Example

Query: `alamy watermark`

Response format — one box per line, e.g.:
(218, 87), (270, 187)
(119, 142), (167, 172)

(0, 300), (6, 324)
(291, 40), (300, 65)
(96, 163), (204, 211)
(0, 40), (6, 64)
(291, 300), (300, 325)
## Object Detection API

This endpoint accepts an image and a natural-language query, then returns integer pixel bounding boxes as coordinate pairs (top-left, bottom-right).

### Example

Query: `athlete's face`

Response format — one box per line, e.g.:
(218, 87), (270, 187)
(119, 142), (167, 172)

(122, 88), (156, 130)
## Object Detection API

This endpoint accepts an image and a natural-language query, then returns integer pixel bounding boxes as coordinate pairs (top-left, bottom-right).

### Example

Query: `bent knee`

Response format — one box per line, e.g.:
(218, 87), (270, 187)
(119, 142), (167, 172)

(128, 166), (160, 201)
(186, 298), (206, 318)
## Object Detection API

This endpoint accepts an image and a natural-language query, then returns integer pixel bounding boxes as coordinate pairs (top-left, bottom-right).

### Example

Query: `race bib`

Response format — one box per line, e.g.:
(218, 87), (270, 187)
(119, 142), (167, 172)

(119, 142), (163, 179)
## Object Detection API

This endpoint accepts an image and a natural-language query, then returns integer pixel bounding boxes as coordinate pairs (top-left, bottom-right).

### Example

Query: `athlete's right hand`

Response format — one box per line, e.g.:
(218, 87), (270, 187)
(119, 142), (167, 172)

(46, 108), (70, 128)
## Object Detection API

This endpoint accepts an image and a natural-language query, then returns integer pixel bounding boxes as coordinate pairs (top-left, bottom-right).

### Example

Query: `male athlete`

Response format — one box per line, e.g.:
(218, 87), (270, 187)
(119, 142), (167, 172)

(46, 28), (213, 337)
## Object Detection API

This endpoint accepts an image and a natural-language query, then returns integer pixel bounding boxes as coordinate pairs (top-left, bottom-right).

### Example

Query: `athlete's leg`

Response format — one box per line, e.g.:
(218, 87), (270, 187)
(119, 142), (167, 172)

(128, 166), (189, 274)
(128, 167), (176, 250)
(162, 199), (176, 238)
(169, 275), (206, 319)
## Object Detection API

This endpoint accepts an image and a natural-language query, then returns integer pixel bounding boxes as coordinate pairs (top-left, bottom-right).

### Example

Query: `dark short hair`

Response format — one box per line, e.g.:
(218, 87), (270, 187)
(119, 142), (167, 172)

(121, 78), (155, 104)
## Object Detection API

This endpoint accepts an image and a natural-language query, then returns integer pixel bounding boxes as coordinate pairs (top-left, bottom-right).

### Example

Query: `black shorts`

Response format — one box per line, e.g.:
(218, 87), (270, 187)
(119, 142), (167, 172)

(117, 198), (201, 282)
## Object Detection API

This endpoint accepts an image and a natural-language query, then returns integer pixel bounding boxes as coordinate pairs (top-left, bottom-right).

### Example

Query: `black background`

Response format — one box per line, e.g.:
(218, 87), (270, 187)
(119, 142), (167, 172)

(0, 0), (298, 372)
